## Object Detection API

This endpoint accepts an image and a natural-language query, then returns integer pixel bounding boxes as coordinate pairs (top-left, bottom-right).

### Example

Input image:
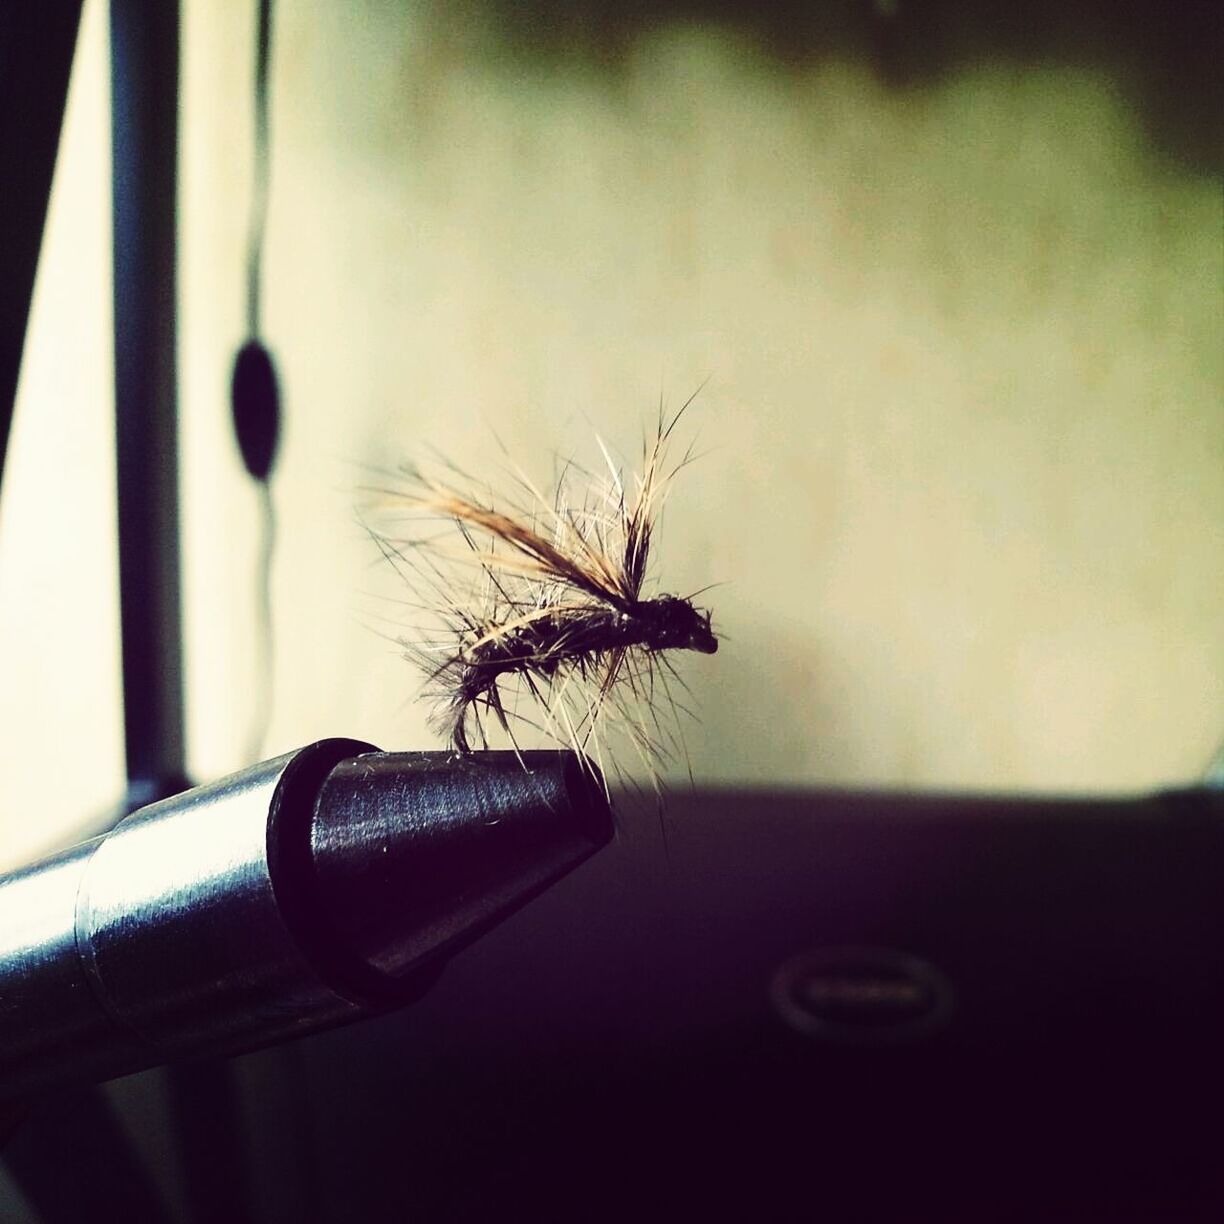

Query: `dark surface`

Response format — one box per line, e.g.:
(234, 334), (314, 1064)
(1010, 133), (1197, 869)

(0, 1), (82, 495)
(277, 784), (1224, 1221)
(5, 782), (1219, 1219)
(4, 1090), (173, 1224)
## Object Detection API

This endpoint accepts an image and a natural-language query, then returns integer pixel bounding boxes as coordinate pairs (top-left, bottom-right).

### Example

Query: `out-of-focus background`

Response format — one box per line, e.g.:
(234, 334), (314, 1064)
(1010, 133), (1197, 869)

(1, 0), (1221, 872)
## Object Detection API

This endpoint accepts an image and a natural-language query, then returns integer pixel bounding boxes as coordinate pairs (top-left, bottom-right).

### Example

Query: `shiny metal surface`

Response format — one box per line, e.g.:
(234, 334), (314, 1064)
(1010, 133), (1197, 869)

(0, 837), (145, 1096)
(0, 740), (612, 1102)
(77, 739), (373, 1061)
(305, 750), (612, 998)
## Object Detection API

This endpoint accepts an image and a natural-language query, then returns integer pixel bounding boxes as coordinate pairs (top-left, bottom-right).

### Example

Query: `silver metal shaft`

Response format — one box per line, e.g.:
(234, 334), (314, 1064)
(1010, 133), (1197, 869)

(0, 739), (610, 1102)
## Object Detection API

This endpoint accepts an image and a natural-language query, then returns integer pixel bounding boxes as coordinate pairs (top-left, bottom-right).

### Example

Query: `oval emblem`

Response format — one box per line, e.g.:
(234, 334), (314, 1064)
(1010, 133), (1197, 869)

(770, 946), (954, 1044)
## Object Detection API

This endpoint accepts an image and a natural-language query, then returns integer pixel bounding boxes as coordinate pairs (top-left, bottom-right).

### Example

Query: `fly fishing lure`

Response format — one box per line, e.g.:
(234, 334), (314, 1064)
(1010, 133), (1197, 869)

(365, 402), (718, 783)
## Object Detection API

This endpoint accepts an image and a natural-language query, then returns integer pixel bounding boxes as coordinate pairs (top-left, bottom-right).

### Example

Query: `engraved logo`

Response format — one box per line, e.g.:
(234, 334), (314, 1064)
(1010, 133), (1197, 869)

(770, 946), (955, 1044)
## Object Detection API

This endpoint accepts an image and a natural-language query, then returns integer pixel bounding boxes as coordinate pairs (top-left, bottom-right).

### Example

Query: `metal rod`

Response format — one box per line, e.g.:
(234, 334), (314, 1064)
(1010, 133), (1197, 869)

(110, 0), (186, 802)
(0, 741), (612, 1103)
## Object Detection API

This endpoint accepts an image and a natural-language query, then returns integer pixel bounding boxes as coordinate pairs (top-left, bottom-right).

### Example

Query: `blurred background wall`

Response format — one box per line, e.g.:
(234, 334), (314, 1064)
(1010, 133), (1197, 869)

(0, 0), (1220, 871)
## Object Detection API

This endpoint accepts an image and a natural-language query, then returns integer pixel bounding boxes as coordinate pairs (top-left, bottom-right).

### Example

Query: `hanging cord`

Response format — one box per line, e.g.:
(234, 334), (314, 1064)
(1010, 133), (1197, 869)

(232, 0), (281, 767)
(245, 0), (272, 341)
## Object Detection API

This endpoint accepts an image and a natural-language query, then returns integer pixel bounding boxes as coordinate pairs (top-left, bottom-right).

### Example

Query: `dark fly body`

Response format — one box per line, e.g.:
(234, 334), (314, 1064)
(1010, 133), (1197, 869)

(445, 595), (718, 753)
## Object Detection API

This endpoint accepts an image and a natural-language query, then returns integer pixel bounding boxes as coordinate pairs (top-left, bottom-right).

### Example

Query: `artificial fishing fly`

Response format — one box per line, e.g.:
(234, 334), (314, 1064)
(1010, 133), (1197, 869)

(364, 399), (718, 786)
